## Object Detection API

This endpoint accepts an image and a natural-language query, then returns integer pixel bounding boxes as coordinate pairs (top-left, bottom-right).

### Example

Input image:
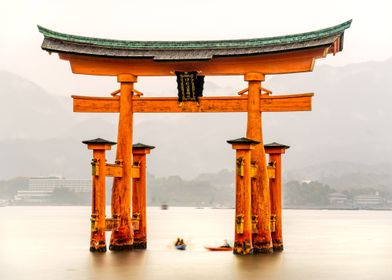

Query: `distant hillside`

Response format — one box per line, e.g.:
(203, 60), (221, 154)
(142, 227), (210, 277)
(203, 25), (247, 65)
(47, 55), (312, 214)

(146, 171), (235, 207)
(286, 161), (392, 191)
(263, 58), (392, 172)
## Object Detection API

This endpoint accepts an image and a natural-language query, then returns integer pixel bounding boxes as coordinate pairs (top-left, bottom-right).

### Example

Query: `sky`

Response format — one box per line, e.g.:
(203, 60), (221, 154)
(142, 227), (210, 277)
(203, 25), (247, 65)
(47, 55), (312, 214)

(1, 0), (392, 97)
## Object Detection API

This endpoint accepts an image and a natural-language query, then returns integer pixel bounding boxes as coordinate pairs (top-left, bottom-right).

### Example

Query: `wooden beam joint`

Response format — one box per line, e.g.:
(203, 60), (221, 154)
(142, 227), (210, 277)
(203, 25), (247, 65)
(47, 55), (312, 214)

(117, 74), (137, 83)
(250, 163), (257, 178)
(244, 72), (265, 82)
(132, 163), (141, 179)
(267, 164), (276, 179)
(105, 163), (123, 177)
(105, 217), (120, 231)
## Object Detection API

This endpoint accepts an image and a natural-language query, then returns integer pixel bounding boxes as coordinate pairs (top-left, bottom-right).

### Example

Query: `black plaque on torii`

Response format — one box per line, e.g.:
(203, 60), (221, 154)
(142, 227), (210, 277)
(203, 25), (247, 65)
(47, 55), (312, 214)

(175, 71), (204, 102)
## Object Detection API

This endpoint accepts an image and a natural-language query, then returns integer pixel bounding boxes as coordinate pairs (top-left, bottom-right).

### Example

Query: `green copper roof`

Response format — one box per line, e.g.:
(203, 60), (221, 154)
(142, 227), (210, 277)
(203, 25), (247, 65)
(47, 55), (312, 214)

(38, 20), (351, 50)
(38, 20), (351, 61)
(82, 138), (116, 145)
(133, 143), (155, 150)
(227, 137), (260, 145)
(264, 142), (290, 149)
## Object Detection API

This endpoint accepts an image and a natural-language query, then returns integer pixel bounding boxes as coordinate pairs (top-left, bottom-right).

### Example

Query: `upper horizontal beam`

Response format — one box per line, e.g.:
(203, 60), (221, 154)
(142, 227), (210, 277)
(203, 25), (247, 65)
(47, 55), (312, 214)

(60, 47), (326, 76)
(72, 93), (313, 113)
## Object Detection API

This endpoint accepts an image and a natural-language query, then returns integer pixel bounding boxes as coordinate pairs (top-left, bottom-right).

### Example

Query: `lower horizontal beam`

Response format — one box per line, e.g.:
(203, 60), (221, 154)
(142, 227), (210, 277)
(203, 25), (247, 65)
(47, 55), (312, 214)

(72, 93), (313, 113)
(267, 166), (276, 179)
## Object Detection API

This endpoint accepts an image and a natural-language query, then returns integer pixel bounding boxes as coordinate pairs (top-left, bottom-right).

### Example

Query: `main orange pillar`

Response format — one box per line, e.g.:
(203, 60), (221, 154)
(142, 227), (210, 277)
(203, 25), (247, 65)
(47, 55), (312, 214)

(228, 137), (259, 255)
(110, 74), (137, 251)
(83, 138), (116, 252)
(265, 142), (289, 251)
(245, 72), (273, 253)
(132, 143), (155, 249)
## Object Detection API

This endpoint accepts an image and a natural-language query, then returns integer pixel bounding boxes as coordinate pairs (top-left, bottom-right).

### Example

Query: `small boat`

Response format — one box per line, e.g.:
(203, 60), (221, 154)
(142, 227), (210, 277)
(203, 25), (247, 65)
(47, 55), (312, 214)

(205, 246), (232, 252)
(175, 244), (187, 250)
(161, 203), (168, 210)
(174, 237), (186, 250)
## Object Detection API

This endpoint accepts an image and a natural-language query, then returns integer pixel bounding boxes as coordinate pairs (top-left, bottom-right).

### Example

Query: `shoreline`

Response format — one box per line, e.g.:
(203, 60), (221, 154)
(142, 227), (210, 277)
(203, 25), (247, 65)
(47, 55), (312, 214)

(2, 204), (392, 211)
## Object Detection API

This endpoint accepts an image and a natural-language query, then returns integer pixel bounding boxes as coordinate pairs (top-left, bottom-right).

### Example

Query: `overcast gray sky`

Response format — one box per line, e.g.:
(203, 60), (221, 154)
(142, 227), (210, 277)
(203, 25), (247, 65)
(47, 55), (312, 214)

(1, 0), (391, 96)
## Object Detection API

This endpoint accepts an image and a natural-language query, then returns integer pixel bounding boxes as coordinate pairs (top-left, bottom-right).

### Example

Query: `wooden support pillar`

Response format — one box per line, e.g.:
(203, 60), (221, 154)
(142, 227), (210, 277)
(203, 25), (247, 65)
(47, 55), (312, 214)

(110, 74), (137, 251)
(83, 138), (116, 252)
(245, 72), (273, 254)
(228, 137), (259, 255)
(131, 143), (155, 249)
(265, 142), (290, 252)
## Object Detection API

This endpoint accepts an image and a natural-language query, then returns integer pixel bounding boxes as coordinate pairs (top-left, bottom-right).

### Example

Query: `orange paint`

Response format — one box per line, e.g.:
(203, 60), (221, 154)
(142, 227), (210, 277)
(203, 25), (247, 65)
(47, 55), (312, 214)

(84, 140), (114, 252)
(59, 47), (327, 77)
(245, 73), (273, 254)
(132, 146), (153, 249)
(72, 93), (313, 113)
(109, 75), (137, 251)
(229, 140), (258, 255)
(265, 145), (289, 251)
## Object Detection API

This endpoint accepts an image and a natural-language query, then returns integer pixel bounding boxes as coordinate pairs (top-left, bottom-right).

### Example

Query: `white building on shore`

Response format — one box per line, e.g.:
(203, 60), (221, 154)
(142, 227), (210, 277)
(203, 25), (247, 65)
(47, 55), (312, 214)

(14, 176), (91, 204)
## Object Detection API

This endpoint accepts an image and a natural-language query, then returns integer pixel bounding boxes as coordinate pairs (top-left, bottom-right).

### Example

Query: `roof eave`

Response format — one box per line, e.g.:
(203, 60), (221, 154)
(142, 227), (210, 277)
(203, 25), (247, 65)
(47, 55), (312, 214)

(38, 20), (352, 57)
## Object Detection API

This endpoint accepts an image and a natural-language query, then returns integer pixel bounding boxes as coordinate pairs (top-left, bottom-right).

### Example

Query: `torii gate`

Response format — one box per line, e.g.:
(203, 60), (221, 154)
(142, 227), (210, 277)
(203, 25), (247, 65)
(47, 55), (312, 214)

(39, 20), (351, 255)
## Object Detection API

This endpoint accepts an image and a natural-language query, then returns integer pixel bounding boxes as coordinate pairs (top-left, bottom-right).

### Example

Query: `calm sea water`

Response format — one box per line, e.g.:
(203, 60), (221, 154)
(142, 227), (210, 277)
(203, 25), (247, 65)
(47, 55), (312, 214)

(0, 207), (391, 280)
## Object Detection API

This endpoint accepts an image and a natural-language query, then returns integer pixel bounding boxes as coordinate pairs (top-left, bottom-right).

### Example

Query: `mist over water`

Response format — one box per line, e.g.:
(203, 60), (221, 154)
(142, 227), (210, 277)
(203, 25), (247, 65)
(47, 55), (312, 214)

(0, 207), (391, 280)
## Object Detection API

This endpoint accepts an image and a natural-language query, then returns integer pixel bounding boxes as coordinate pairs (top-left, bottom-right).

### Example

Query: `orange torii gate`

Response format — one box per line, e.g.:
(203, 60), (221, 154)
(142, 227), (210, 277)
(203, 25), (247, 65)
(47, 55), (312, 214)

(39, 20), (351, 255)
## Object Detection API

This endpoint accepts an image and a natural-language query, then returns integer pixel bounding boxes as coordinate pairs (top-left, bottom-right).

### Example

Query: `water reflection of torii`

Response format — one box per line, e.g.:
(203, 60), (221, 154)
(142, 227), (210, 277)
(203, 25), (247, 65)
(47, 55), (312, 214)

(38, 20), (351, 255)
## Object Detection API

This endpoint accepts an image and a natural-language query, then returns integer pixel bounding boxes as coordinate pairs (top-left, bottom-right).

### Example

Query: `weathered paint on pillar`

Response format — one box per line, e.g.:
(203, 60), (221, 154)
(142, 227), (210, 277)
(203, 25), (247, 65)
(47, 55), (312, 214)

(83, 138), (116, 252)
(132, 143), (155, 249)
(110, 74), (137, 251)
(228, 137), (259, 255)
(244, 73), (273, 254)
(265, 143), (289, 252)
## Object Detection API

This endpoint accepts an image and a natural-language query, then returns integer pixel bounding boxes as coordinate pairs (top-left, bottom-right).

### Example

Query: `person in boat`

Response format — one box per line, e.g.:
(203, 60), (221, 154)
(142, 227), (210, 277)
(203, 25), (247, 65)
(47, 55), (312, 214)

(174, 237), (186, 250)
(175, 237), (185, 246)
(220, 239), (231, 248)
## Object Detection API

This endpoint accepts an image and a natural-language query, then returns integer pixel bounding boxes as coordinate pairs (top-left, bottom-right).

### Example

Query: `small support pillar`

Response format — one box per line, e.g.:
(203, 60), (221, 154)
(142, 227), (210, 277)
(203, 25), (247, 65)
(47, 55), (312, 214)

(244, 72), (273, 254)
(82, 138), (116, 252)
(110, 74), (137, 251)
(265, 142), (290, 252)
(227, 137), (260, 255)
(131, 143), (155, 249)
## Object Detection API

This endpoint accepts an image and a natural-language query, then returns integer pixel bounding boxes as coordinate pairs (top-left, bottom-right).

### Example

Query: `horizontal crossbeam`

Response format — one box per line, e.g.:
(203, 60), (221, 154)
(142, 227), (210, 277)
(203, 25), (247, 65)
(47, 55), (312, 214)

(72, 93), (313, 113)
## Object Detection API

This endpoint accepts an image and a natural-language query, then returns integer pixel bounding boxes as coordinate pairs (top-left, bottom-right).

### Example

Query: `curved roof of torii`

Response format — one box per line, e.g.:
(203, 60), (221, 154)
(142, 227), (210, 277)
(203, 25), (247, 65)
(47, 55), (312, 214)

(38, 20), (351, 61)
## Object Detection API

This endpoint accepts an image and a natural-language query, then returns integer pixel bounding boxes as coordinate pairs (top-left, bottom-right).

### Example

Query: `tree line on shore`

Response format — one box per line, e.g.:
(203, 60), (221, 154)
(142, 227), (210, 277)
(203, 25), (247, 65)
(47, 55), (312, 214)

(1, 171), (391, 208)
